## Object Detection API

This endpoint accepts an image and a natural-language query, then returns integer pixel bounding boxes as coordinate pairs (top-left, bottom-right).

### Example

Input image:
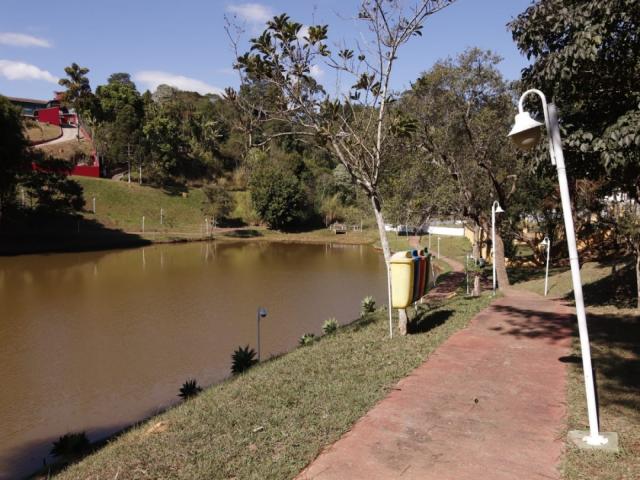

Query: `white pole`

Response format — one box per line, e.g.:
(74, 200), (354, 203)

(492, 203), (497, 295)
(526, 95), (604, 446)
(437, 237), (441, 259)
(142, 216), (145, 233)
(428, 232), (431, 250)
(544, 236), (551, 296)
(92, 197), (96, 214)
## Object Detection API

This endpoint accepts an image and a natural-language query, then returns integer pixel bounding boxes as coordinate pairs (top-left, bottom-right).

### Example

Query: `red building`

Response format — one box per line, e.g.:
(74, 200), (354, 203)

(6, 93), (77, 126)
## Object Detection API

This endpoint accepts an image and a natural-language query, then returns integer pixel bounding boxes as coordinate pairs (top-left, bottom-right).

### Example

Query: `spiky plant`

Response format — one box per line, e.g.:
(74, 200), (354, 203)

(361, 296), (376, 316)
(299, 333), (316, 346)
(231, 345), (258, 374)
(50, 432), (90, 460)
(322, 317), (339, 335)
(178, 379), (202, 400)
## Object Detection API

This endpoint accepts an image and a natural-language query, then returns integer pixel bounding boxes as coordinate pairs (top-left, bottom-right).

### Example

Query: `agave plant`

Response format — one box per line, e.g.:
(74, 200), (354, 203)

(50, 432), (91, 460)
(361, 295), (376, 316)
(322, 317), (339, 335)
(231, 345), (258, 374)
(299, 333), (316, 346)
(178, 379), (202, 400)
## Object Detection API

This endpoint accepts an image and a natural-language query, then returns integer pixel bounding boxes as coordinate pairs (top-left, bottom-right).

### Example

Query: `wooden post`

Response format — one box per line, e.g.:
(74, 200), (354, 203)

(398, 309), (408, 336)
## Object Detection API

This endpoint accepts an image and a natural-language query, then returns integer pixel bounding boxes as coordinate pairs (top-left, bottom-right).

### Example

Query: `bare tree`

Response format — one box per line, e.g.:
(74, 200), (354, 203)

(229, 0), (455, 335)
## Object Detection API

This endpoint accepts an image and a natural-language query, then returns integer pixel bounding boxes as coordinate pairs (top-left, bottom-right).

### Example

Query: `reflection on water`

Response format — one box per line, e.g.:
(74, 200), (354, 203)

(0, 241), (385, 478)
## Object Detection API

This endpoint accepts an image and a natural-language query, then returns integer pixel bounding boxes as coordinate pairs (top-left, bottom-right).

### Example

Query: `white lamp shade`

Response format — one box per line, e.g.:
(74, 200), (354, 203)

(496, 205), (505, 213)
(508, 111), (544, 150)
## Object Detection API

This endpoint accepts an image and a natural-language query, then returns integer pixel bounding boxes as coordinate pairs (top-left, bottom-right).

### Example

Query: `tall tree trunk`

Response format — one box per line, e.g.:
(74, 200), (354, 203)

(494, 232), (510, 289)
(472, 223), (481, 297)
(371, 194), (398, 335)
(636, 244), (640, 310)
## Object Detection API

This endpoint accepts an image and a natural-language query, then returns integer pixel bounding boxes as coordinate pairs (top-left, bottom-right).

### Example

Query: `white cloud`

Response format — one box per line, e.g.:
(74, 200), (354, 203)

(226, 3), (273, 24)
(0, 59), (58, 83)
(310, 64), (324, 79)
(134, 71), (224, 95)
(0, 32), (51, 48)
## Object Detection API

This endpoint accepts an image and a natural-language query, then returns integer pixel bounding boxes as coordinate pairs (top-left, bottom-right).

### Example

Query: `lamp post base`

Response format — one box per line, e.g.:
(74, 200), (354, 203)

(568, 430), (619, 452)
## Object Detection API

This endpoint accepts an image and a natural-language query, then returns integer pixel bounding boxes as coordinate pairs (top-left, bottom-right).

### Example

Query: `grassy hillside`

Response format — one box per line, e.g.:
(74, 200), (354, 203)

(76, 177), (208, 233)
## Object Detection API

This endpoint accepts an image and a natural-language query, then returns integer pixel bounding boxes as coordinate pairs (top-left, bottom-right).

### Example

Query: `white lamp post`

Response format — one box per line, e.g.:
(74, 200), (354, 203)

(509, 88), (613, 447)
(491, 201), (505, 295)
(257, 307), (267, 361)
(437, 237), (441, 259)
(541, 236), (551, 296)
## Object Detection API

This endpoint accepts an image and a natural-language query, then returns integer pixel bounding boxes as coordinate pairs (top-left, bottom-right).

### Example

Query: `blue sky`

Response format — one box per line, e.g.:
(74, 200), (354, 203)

(0, 0), (533, 100)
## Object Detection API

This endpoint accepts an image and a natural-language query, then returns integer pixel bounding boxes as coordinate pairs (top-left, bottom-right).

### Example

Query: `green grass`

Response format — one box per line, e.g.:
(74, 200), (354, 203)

(384, 234), (471, 270)
(511, 258), (639, 479)
(52, 292), (491, 479)
(76, 177), (208, 233)
(510, 260), (636, 309)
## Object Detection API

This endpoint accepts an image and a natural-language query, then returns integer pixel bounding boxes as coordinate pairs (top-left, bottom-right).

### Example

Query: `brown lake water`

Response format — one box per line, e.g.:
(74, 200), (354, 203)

(0, 241), (386, 479)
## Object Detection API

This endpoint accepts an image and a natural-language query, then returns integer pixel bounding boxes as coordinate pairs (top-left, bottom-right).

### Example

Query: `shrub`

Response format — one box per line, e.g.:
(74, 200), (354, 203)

(50, 432), (90, 460)
(178, 379), (202, 400)
(361, 296), (376, 316)
(231, 345), (258, 374)
(248, 161), (308, 230)
(299, 333), (316, 346)
(202, 183), (235, 222)
(322, 317), (339, 335)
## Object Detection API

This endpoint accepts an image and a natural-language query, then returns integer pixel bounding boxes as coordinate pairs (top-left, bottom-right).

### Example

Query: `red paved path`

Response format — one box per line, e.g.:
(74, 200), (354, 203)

(297, 257), (574, 480)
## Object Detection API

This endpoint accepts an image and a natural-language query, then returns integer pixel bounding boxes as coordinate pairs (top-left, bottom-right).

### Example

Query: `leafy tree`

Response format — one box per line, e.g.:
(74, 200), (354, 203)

(248, 159), (308, 230)
(202, 183), (235, 222)
(510, 0), (640, 199)
(58, 63), (93, 137)
(143, 107), (188, 179)
(232, 1), (456, 333)
(510, 0), (640, 303)
(21, 153), (84, 212)
(401, 48), (521, 289)
(0, 96), (30, 220)
(107, 72), (135, 88)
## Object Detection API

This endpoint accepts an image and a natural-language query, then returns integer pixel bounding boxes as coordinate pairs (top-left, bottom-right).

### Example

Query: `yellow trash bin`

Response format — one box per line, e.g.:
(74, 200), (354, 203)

(390, 251), (414, 308)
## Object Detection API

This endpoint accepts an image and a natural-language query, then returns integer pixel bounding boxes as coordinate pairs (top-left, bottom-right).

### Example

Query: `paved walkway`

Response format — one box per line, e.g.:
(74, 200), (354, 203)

(34, 125), (78, 147)
(297, 257), (574, 480)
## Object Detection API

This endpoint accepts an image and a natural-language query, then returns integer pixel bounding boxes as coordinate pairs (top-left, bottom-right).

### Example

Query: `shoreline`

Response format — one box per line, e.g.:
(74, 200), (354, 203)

(0, 227), (378, 257)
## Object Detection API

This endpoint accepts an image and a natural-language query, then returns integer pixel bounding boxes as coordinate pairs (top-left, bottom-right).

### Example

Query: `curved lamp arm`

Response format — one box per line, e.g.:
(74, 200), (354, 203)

(518, 89), (556, 165)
